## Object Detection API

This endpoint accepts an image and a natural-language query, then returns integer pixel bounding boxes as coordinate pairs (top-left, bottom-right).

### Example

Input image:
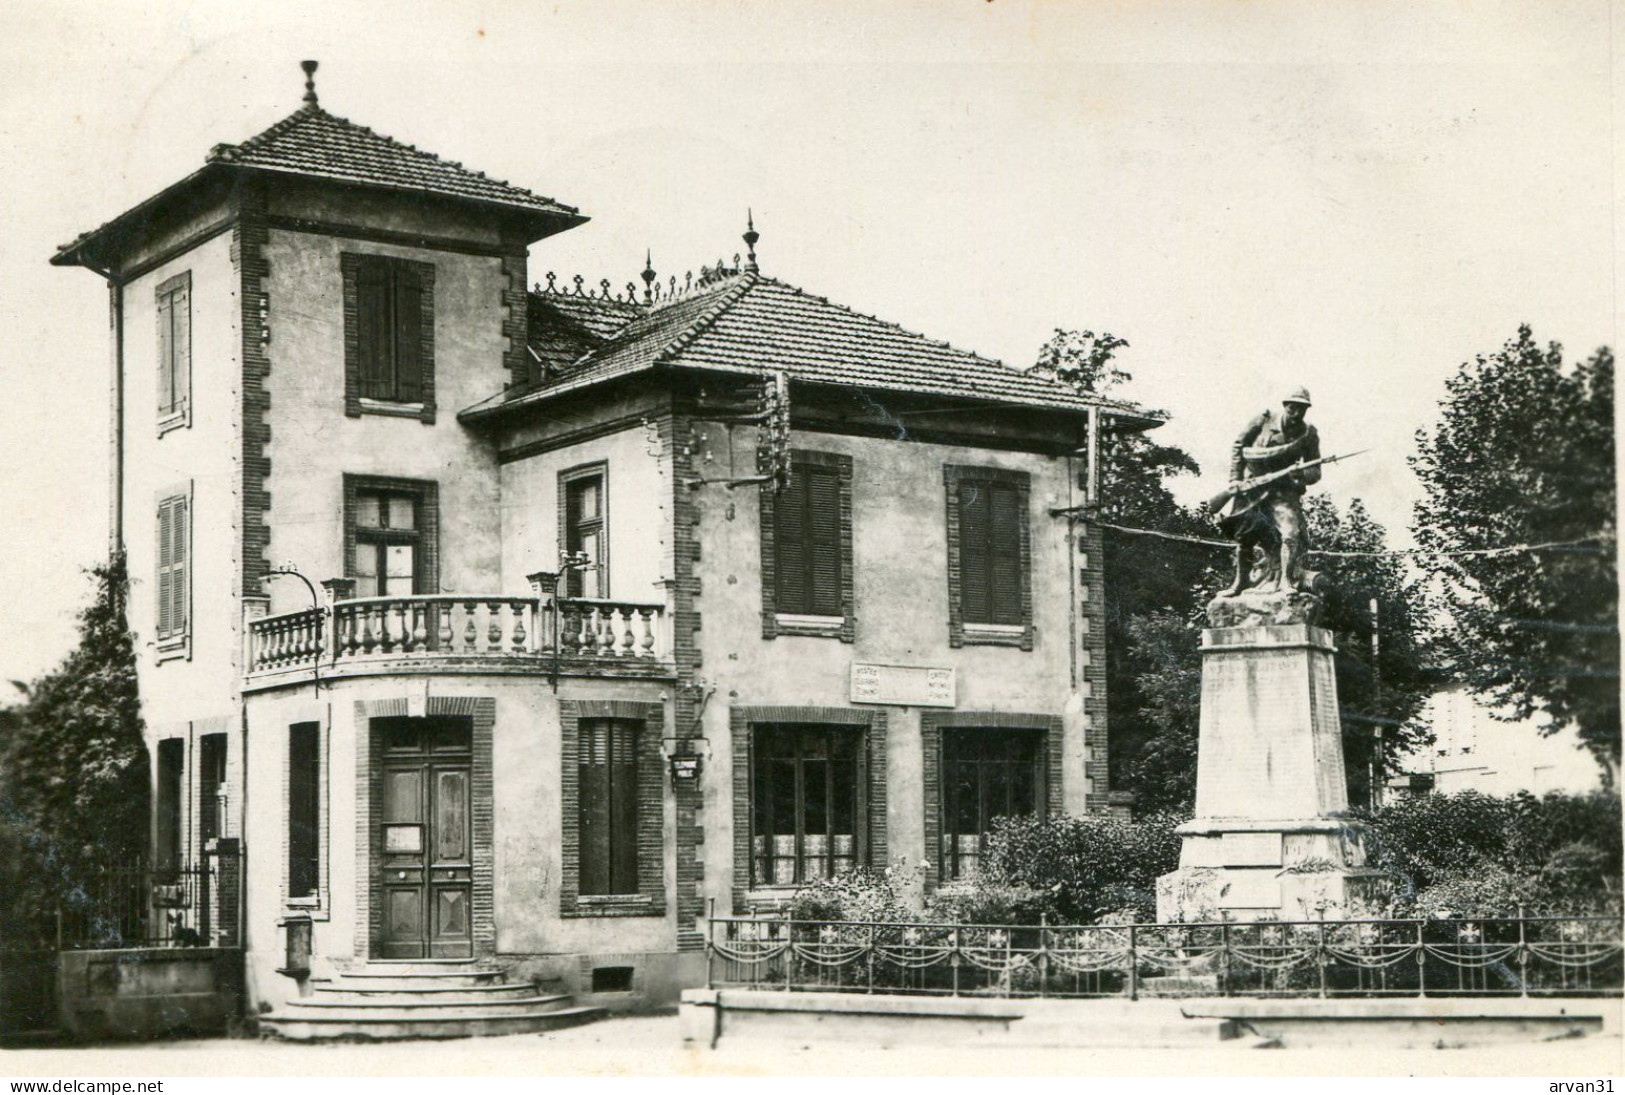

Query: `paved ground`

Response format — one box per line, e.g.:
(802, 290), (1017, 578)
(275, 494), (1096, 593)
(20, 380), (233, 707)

(4, 1014), (1621, 1077)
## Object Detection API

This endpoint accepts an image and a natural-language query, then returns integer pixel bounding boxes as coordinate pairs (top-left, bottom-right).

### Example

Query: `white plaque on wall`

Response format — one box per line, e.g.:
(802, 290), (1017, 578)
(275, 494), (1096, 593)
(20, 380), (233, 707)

(1220, 832), (1284, 867)
(850, 663), (956, 708)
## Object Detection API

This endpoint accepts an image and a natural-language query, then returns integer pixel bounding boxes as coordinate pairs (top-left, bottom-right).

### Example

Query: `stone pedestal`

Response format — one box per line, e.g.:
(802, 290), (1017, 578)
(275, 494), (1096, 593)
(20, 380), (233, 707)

(1157, 589), (1392, 921)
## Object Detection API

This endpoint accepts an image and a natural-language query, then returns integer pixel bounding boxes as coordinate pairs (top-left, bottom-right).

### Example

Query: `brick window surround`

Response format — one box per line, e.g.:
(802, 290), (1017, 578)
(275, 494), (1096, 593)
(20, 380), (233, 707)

(943, 464), (1034, 650)
(920, 711), (1062, 890)
(341, 252), (436, 423)
(730, 705), (888, 911)
(353, 696), (495, 960)
(282, 717), (331, 919)
(558, 461), (609, 599)
(155, 270), (191, 436)
(559, 699), (666, 918)
(341, 474), (439, 596)
(759, 450), (855, 641)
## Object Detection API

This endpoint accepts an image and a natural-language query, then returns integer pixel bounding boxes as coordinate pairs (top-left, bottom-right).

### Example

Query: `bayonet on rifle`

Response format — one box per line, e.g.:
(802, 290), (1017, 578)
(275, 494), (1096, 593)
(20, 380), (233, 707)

(1204, 449), (1369, 516)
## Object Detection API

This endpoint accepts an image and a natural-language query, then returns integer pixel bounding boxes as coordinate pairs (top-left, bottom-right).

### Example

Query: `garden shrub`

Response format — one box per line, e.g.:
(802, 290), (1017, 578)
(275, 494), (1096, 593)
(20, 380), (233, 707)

(974, 810), (1186, 924)
(923, 880), (1050, 926)
(785, 864), (918, 923)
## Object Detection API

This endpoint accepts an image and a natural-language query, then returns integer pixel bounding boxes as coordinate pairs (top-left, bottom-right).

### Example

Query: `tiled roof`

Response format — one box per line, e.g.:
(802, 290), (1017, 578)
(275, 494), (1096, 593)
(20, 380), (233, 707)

(527, 290), (643, 380)
(207, 106), (580, 217)
(464, 270), (1160, 424)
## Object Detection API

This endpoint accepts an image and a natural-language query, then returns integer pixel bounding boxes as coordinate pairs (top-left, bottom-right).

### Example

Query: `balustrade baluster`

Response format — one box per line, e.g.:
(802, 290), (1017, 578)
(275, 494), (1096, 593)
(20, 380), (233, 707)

(437, 605), (453, 652)
(619, 608), (636, 656)
(393, 601), (408, 653)
(411, 603), (428, 652)
(575, 607), (593, 654)
(638, 608), (656, 658)
(463, 601), (478, 652)
(511, 604), (527, 652)
(486, 604), (502, 652)
(597, 608), (616, 656)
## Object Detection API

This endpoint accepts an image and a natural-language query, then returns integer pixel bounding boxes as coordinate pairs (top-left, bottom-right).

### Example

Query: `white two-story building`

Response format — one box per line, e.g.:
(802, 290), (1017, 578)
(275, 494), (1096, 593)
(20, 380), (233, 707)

(52, 65), (1160, 1036)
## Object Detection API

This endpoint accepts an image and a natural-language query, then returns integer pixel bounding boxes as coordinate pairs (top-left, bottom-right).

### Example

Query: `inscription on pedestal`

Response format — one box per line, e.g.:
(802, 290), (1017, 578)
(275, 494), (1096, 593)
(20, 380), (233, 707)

(1219, 875), (1282, 909)
(1220, 832), (1282, 866)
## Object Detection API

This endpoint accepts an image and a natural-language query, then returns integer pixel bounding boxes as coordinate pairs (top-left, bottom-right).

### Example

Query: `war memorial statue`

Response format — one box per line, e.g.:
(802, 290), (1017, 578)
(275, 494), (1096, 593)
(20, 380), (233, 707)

(1157, 388), (1390, 922)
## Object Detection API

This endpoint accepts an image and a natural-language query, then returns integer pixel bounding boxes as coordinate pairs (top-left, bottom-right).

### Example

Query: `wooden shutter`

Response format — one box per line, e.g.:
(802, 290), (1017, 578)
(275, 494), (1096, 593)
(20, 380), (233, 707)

(156, 291), (174, 414)
(609, 724), (639, 895)
(170, 283), (190, 415)
(958, 482), (992, 623)
(156, 500), (174, 637)
(807, 468), (841, 616)
(773, 470), (809, 614)
(288, 724), (320, 898)
(988, 483), (1023, 624)
(169, 496), (188, 639)
(356, 258), (392, 399)
(578, 722), (611, 895)
(393, 265), (423, 402)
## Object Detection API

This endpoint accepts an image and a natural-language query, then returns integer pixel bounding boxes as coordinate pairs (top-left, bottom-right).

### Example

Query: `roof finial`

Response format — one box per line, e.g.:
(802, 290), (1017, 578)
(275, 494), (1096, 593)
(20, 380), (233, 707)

(300, 60), (320, 108)
(743, 209), (760, 272)
(641, 249), (656, 303)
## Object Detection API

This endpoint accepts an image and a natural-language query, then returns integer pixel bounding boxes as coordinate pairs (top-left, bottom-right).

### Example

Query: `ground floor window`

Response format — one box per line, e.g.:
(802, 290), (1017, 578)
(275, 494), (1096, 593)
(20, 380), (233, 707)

(578, 719), (639, 896)
(941, 728), (1043, 880)
(155, 738), (184, 873)
(751, 724), (862, 886)
(288, 722), (321, 900)
(198, 733), (226, 846)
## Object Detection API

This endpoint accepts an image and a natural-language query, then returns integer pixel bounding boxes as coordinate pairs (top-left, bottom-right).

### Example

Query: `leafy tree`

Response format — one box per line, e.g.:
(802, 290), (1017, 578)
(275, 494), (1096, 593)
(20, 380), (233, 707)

(0, 553), (148, 934)
(1304, 496), (1436, 805)
(1410, 326), (1618, 770)
(1032, 330), (1225, 809)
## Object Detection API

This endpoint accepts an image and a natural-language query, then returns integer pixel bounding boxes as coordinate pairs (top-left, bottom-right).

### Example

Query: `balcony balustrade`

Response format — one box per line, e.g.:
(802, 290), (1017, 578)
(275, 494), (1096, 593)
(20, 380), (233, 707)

(246, 585), (669, 685)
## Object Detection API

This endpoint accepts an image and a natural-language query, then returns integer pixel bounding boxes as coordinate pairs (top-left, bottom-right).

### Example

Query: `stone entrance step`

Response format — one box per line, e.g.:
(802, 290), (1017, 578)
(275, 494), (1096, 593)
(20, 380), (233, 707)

(261, 964), (606, 1042)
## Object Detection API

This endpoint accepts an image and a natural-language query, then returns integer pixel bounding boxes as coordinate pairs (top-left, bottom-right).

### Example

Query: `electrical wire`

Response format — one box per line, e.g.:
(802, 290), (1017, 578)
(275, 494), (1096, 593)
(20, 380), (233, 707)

(1088, 520), (1614, 561)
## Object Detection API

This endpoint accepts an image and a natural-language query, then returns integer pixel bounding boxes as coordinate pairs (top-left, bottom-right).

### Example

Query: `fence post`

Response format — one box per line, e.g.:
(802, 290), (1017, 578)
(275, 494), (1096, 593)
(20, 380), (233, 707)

(705, 898), (715, 991)
(1415, 919), (1427, 998)
(1219, 921), (1229, 996)
(1128, 924), (1139, 1001)
(1317, 911), (1329, 998)
(1516, 905), (1529, 999)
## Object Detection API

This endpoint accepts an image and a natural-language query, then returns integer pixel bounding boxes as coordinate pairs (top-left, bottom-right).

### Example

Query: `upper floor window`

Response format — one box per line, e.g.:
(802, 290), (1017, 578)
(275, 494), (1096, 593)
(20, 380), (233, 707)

(759, 451), (855, 641)
(155, 488), (191, 659)
(560, 463), (607, 598)
(944, 465), (1033, 650)
(156, 271), (191, 433)
(341, 253), (436, 423)
(343, 475), (439, 598)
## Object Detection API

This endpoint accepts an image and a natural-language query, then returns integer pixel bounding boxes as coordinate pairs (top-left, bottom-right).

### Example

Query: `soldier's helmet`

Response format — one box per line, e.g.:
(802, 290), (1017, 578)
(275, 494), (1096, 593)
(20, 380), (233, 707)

(1282, 387), (1312, 407)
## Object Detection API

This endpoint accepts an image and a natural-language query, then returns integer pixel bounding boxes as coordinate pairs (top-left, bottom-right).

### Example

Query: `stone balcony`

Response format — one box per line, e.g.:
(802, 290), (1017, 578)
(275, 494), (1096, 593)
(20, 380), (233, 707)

(244, 578), (673, 691)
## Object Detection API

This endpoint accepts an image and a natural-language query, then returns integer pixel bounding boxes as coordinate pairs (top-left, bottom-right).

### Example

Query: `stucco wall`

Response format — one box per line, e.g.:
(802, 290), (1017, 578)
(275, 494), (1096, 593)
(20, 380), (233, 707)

(122, 232), (241, 734)
(499, 423), (670, 600)
(241, 673), (674, 1014)
(257, 227), (507, 616)
(686, 425), (1093, 908)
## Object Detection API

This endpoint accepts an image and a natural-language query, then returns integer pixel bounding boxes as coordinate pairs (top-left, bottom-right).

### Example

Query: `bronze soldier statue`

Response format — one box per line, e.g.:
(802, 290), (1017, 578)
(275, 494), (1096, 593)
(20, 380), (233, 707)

(1218, 387), (1321, 595)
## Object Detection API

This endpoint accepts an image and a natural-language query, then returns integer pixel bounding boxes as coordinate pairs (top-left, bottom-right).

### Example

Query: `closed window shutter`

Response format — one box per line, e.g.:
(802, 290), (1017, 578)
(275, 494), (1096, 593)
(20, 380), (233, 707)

(578, 722), (611, 895)
(392, 266), (422, 402)
(807, 468), (841, 616)
(356, 259), (392, 399)
(156, 501), (174, 637)
(609, 724), (639, 895)
(157, 292), (174, 414)
(958, 482), (992, 622)
(988, 483), (1022, 624)
(773, 471), (809, 614)
(171, 284), (190, 415)
(169, 497), (188, 637)
(288, 724), (320, 898)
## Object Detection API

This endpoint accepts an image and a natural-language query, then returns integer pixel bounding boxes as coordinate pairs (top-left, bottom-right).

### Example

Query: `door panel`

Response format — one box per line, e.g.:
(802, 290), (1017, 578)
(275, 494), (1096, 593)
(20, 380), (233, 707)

(374, 718), (473, 959)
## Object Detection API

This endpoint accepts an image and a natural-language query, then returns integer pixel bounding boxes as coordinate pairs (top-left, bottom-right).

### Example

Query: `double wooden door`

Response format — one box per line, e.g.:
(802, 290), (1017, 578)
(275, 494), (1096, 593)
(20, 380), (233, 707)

(375, 717), (473, 959)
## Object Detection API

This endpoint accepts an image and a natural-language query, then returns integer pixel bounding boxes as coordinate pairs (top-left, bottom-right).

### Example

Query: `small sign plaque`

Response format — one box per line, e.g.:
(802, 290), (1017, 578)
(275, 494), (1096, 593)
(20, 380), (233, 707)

(851, 663), (956, 708)
(1220, 832), (1284, 867)
(384, 824), (423, 854)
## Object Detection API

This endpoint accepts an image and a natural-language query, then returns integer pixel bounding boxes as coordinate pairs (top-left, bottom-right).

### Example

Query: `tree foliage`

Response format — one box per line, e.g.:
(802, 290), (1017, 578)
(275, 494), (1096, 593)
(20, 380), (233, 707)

(1304, 496), (1436, 803)
(1410, 326), (1618, 768)
(0, 554), (148, 934)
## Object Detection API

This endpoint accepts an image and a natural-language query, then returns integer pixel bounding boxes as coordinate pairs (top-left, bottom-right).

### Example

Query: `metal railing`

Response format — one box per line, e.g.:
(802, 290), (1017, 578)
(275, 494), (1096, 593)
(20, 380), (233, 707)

(56, 860), (219, 949)
(247, 593), (667, 676)
(705, 912), (1623, 999)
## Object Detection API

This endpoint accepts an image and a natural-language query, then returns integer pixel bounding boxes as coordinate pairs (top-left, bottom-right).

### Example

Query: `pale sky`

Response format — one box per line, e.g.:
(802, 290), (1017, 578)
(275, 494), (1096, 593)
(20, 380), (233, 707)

(0, 0), (1615, 686)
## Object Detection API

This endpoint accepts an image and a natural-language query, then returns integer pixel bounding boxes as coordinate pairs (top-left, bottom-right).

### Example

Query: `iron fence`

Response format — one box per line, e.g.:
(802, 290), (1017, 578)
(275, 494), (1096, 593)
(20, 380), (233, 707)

(705, 912), (1623, 999)
(55, 860), (218, 949)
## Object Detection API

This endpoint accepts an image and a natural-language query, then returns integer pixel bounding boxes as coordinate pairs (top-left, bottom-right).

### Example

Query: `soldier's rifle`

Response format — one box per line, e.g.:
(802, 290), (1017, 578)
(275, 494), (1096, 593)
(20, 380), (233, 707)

(1204, 449), (1369, 516)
